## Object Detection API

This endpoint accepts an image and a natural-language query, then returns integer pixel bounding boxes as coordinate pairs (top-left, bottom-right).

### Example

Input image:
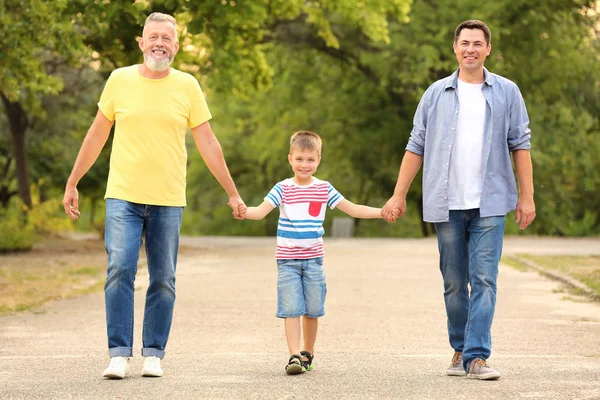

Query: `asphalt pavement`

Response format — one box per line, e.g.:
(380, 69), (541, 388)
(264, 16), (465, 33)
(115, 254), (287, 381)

(1, 236), (599, 399)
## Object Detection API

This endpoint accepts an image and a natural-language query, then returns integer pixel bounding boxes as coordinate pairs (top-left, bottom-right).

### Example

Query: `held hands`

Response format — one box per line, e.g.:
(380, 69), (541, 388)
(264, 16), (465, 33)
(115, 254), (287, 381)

(515, 195), (536, 230)
(236, 203), (247, 220)
(381, 194), (406, 223)
(227, 194), (246, 220)
(62, 186), (81, 220)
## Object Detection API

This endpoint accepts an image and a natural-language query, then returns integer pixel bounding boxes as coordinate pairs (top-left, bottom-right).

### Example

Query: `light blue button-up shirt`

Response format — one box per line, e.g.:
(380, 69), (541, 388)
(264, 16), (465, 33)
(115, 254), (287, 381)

(406, 68), (531, 222)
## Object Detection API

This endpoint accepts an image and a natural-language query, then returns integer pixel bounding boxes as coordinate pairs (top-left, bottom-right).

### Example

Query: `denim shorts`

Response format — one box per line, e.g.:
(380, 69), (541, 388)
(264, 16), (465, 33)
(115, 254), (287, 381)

(276, 257), (327, 318)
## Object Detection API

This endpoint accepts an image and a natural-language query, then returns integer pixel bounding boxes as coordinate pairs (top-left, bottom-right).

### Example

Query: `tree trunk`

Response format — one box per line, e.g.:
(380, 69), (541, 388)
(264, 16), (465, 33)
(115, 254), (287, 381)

(1, 93), (31, 208)
(0, 186), (17, 208)
(0, 156), (16, 208)
(39, 183), (48, 203)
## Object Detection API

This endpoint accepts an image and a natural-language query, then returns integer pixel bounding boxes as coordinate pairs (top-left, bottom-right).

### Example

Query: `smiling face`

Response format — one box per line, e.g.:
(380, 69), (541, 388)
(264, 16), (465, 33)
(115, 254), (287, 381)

(139, 21), (179, 72)
(288, 148), (321, 185)
(453, 28), (491, 77)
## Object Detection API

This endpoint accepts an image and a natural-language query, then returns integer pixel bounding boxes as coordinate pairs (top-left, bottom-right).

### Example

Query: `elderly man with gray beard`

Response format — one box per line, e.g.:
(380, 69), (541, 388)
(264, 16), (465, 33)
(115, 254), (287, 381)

(62, 12), (245, 379)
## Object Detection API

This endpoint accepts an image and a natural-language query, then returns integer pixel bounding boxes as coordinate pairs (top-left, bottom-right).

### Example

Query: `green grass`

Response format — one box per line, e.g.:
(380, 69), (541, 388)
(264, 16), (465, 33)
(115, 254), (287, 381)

(0, 238), (111, 315)
(507, 254), (600, 300)
(0, 237), (170, 315)
(69, 266), (102, 276)
(501, 256), (530, 272)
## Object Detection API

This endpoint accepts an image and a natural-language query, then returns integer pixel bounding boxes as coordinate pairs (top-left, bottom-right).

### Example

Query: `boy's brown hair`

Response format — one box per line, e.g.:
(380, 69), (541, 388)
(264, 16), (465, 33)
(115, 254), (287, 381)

(290, 131), (322, 156)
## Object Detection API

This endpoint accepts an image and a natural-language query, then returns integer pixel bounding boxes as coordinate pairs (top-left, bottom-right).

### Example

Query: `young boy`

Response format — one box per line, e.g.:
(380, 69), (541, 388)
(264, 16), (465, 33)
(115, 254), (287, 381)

(239, 131), (385, 375)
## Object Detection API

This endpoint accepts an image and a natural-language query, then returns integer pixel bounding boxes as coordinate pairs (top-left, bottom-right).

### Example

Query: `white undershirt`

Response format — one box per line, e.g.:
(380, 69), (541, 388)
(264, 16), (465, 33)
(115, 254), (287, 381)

(448, 79), (486, 210)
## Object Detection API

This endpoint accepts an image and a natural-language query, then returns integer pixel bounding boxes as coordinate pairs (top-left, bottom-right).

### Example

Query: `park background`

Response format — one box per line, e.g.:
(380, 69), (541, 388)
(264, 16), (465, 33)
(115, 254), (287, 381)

(2, 4), (600, 398)
(1, 0), (599, 252)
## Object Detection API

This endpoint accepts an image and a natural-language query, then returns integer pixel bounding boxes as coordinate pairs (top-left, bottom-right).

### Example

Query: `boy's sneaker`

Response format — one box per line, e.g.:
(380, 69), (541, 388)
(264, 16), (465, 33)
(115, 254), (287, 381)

(141, 356), (164, 377)
(446, 351), (466, 376)
(103, 356), (131, 379)
(466, 358), (501, 380)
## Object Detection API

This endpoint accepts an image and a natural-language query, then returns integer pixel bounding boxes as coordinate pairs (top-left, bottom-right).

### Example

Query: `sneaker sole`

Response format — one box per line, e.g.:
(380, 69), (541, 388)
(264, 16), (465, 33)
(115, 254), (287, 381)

(446, 370), (467, 377)
(141, 369), (163, 378)
(285, 364), (306, 375)
(103, 372), (129, 379)
(467, 372), (501, 380)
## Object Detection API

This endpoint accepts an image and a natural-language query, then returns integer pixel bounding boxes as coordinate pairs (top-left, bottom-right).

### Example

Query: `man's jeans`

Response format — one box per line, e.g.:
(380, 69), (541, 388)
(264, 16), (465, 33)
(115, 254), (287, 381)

(104, 199), (183, 359)
(434, 209), (506, 371)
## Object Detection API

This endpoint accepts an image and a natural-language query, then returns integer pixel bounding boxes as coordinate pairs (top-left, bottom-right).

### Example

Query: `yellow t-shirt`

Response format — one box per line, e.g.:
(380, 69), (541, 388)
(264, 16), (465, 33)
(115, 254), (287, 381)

(98, 65), (212, 206)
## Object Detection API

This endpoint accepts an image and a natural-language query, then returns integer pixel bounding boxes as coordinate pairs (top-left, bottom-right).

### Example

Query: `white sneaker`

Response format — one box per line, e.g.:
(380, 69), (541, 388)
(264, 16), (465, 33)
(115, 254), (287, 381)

(141, 356), (163, 377)
(103, 356), (131, 379)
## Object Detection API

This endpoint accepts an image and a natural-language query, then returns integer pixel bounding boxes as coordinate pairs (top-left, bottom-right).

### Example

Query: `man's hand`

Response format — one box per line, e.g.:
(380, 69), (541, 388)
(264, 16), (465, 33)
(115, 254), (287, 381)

(237, 203), (247, 220)
(382, 194), (406, 222)
(515, 195), (536, 230)
(63, 186), (81, 220)
(227, 194), (246, 220)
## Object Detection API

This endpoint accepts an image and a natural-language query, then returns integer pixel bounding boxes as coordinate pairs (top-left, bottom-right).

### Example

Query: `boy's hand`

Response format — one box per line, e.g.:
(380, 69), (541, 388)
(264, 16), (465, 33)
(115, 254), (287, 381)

(383, 208), (397, 223)
(382, 194), (405, 222)
(384, 208), (402, 222)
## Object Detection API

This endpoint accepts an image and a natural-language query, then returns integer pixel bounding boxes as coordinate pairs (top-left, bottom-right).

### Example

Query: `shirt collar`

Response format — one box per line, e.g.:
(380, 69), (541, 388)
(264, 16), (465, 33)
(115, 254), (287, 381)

(445, 67), (495, 90)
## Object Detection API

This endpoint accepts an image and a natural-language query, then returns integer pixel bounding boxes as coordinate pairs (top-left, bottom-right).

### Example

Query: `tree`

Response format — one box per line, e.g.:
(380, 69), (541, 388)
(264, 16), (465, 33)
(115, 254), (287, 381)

(3, 0), (597, 238)
(0, 0), (83, 207)
(185, 0), (600, 236)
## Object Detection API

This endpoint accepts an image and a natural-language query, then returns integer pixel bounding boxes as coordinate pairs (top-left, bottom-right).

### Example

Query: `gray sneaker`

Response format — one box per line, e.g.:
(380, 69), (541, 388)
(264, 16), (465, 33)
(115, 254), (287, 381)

(446, 351), (466, 376)
(466, 358), (501, 380)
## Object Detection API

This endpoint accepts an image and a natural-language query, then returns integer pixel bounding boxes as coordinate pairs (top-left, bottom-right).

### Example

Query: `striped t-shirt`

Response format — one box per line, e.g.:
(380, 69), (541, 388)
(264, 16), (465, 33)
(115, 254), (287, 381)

(264, 177), (344, 259)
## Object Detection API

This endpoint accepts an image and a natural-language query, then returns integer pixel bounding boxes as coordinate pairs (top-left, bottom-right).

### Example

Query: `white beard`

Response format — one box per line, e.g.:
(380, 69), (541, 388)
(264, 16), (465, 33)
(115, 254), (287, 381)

(144, 52), (172, 72)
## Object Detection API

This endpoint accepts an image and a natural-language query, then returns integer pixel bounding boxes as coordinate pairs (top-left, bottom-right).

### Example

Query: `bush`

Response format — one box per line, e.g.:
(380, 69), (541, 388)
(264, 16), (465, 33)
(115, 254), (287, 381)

(0, 193), (73, 253)
(0, 199), (37, 253)
(28, 197), (72, 236)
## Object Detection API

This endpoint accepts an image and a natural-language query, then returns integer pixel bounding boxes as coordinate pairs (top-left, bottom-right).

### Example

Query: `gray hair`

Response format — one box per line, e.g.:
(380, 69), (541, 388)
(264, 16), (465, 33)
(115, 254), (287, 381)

(143, 12), (178, 41)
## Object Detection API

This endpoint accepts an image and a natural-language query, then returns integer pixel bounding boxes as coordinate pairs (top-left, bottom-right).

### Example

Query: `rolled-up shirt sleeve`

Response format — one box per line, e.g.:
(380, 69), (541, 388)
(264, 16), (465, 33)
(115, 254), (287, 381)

(405, 87), (431, 156)
(507, 84), (531, 152)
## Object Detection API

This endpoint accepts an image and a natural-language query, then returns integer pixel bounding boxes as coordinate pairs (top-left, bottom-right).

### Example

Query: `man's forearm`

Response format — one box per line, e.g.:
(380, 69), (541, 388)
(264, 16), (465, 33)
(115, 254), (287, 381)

(67, 114), (112, 187)
(513, 149), (534, 198)
(393, 151), (424, 197)
(196, 140), (239, 197)
(67, 136), (107, 187)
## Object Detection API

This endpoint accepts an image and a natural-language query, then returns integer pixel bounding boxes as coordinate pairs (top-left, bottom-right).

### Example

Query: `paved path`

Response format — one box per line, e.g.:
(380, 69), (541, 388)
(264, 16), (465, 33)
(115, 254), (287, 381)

(1, 237), (599, 399)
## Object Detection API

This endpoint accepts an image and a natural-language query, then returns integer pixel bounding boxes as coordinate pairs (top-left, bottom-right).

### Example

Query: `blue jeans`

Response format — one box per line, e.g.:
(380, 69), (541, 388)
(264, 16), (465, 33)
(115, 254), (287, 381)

(434, 209), (506, 371)
(276, 258), (327, 318)
(104, 199), (183, 359)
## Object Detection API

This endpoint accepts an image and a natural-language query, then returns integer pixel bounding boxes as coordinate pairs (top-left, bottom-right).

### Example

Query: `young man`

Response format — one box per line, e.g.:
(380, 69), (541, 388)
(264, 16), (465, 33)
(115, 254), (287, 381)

(382, 20), (535, 380)
(239, 131), (384, 374)
(62, 12), (245, 379)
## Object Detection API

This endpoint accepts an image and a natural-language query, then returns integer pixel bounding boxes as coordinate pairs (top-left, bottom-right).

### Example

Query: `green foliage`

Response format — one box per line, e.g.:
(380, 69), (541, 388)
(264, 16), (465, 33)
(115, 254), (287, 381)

(0, 0), (83, 108)
(30, 66), (108, 193)
(27, 189), (72, 237)
(179, 0), (411, 93)
(0, 198), (36, 253)
(184, 0), (600, 237)
(2, 0), (599, 238)
(0, 189), (73, 253)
